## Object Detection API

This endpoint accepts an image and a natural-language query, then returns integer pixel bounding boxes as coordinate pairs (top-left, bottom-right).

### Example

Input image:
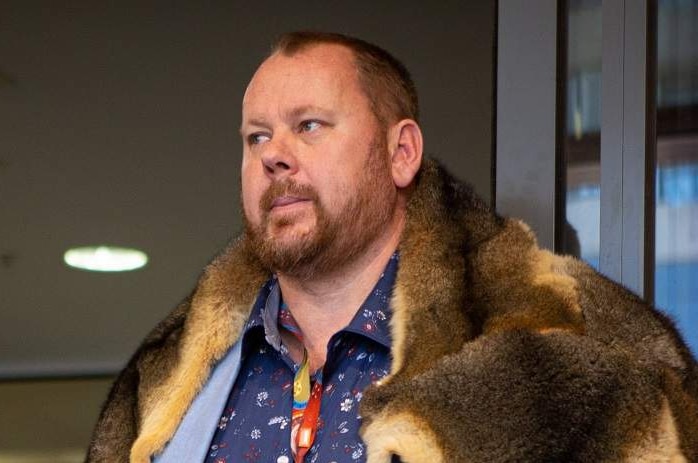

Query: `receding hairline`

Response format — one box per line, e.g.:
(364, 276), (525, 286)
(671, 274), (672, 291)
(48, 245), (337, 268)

(268, 41), (360, 71)
(243, 43), (366, 107)
(270, 31), (374, 57)
(266, 31), (420, 126)
(240, 44), (376, 138)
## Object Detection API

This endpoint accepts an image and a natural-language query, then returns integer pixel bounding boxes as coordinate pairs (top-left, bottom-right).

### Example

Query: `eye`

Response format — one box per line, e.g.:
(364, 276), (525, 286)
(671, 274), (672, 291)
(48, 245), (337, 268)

(248, 132), (271, 145)
(299, 120), (321, 133)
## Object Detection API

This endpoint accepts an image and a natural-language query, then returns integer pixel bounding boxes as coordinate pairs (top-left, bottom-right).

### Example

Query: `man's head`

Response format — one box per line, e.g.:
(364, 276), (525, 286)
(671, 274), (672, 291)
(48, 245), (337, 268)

(240, 32), (423, 279)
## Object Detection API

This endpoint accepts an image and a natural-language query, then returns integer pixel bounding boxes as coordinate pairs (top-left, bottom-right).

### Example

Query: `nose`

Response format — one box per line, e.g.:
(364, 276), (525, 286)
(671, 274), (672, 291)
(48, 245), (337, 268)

(260, 136), (298, 180)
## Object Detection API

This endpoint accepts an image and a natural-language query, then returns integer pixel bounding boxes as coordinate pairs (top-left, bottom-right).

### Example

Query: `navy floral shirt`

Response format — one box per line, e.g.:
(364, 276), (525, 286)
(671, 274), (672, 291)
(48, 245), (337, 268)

(205, 253), (399, 463)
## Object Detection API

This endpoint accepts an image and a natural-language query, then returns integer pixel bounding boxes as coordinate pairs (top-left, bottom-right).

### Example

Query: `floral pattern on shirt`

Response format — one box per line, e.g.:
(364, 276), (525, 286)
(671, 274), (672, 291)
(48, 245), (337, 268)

(204, 253), (399, 463)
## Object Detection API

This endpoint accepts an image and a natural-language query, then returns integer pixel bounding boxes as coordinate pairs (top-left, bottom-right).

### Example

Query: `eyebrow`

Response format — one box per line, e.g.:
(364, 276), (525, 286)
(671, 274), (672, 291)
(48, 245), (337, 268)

(287, 104), (331, 120)
(240, 118), (267, 134)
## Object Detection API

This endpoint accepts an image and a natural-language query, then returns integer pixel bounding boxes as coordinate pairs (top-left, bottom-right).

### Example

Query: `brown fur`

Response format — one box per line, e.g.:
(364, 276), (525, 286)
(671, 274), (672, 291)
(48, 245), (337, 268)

(362, 411), (446, 463)
(86, 159), (698, 462)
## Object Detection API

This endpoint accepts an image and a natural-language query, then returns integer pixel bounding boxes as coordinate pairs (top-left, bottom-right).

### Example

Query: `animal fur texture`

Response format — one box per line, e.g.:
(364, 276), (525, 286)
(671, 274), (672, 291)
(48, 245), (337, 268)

(86, 159), (698, 462)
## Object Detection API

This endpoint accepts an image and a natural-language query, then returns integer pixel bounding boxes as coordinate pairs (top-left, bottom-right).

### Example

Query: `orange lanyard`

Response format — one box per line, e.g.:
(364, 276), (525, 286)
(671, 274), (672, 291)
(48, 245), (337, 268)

(292, 358), (323, 462)
(283, 306), (323, 463)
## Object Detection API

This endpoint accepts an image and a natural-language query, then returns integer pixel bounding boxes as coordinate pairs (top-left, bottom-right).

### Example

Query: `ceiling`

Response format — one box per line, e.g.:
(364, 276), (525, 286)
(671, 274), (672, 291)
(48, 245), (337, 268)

(0, 2), (496, 379)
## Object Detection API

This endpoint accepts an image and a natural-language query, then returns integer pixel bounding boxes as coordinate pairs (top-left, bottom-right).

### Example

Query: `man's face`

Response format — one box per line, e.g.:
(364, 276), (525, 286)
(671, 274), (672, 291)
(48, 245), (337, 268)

(240, 44), (398, 278)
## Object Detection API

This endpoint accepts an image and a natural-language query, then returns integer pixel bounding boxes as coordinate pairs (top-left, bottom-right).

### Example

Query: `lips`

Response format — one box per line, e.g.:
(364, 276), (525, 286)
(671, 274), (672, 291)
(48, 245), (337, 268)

(270, 196), (311, 209)
(260, 180), (319, 214)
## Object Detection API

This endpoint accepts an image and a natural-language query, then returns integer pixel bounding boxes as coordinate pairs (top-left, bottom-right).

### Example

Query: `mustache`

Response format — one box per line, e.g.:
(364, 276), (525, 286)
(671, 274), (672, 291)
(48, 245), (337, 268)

(260, 179), (320, 212)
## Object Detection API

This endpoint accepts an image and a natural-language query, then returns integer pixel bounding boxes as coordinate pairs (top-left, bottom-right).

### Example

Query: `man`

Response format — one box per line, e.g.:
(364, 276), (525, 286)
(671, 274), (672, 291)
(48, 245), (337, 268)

(87, 32), (698, 462)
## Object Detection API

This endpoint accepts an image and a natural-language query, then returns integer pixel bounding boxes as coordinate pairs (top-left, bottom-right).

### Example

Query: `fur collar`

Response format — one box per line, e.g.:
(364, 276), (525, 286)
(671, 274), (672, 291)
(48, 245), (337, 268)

(129, 158), (581, 461)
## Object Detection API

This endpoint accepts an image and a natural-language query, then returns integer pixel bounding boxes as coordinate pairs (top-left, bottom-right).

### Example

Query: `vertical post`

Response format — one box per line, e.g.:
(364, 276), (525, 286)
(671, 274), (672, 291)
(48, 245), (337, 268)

(496, 0), (560, 251)
(599, 0), (656, 298)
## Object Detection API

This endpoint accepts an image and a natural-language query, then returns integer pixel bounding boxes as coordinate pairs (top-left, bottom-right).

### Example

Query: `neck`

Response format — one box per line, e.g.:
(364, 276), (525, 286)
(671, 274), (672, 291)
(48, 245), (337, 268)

(277, 212), (404, 371)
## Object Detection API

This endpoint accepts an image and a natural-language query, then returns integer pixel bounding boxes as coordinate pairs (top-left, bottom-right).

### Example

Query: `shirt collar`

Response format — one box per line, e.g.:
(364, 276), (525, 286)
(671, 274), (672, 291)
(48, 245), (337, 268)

(243, 252), (400, 350)
(241, 276), (283, 350)
(338, 252), (398, 348)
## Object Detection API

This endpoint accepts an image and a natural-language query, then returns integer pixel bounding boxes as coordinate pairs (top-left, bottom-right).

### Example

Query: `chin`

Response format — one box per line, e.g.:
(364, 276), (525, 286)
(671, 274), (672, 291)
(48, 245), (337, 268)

(271, 228), (315, 248)
(268, 216), (316, 237)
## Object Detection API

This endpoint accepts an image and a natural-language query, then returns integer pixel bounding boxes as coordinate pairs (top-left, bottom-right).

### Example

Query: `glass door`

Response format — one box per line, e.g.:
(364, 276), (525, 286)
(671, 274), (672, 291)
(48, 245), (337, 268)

(655, 0), (698, 354)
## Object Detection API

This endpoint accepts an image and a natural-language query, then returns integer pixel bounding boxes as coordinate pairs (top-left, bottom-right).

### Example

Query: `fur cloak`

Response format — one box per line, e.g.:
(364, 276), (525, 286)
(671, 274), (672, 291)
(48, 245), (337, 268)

(87, 159), (698, 462)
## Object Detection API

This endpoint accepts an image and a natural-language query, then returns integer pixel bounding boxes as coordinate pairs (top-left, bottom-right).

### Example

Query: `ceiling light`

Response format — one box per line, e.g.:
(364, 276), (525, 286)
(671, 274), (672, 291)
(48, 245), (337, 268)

(63, 246), (148, 272)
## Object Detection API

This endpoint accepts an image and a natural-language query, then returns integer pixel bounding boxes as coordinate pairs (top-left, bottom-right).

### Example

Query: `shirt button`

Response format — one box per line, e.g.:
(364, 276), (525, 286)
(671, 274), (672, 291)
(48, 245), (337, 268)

(277, 456), (290, 463)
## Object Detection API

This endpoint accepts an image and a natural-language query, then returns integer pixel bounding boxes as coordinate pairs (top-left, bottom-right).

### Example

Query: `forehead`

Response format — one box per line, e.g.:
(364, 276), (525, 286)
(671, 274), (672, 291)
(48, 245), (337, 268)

(242, 44), (365, 116)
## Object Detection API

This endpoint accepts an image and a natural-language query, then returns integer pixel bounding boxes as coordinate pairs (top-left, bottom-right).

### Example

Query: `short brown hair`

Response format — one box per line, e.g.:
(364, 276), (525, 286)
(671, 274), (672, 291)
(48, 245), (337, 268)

(271, 31), (419, 127)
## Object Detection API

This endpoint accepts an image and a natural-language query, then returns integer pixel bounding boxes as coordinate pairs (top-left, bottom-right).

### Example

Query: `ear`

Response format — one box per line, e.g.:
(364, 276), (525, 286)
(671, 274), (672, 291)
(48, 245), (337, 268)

(388, 119), (423, 188)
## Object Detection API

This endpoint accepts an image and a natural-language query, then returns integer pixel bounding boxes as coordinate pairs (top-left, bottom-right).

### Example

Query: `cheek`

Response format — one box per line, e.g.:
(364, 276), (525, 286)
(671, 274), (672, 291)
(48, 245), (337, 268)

(306, 135), (364, 203)
(241, 165), (262, 222)
(318, 175), (352, 210)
